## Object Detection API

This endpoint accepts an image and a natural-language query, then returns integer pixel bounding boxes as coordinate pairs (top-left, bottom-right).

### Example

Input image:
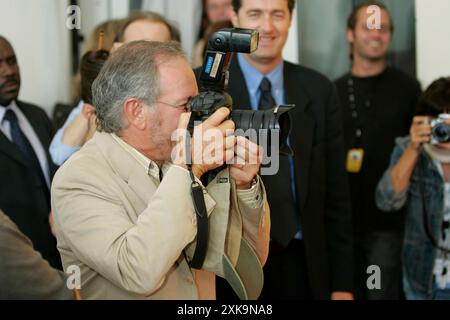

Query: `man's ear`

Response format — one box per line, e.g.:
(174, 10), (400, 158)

(230, 10), (239, 27)
(347, 28), (355, 44)
(123, 98), (147, 130)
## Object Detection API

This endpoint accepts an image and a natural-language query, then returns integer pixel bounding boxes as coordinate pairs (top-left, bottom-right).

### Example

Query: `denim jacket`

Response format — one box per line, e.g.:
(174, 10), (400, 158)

(376, 136), (444, 300)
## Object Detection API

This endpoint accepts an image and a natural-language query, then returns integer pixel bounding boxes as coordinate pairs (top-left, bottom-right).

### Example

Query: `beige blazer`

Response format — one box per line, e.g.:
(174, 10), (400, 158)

(51, 132), (270, 300)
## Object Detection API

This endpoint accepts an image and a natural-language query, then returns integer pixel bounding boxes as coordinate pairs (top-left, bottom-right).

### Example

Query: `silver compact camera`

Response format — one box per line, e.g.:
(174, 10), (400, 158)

(430, 114), (450, 144)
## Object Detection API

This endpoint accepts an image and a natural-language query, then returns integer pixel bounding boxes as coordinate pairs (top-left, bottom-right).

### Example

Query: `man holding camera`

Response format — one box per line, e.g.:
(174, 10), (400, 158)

(219, 0), (353, 299)
(51, 40), (270, 300)
(334, 1), (421, 299)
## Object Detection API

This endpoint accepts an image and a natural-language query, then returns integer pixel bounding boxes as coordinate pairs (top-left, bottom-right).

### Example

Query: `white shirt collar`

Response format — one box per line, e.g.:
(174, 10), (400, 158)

(0, 100), (19, 124)
(111, 133), (169, 180)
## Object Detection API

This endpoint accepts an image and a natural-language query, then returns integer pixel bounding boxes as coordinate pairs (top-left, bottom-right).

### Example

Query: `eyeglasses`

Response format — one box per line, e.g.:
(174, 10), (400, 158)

(157, 98), (193, 112)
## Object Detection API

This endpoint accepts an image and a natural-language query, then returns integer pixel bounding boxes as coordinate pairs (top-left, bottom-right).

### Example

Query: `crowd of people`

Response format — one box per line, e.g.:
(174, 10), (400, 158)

(1, 0), (449, 300)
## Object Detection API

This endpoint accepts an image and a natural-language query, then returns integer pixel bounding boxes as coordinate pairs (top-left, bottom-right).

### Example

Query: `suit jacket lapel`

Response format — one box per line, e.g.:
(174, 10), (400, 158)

(0, 101), (38, 168)
(0, 129), (29, 167)
(95, 132), (157, 212)
(18, 102), (49, 151)
(16, 101), (58, 174)
(284, 63), (314, 212)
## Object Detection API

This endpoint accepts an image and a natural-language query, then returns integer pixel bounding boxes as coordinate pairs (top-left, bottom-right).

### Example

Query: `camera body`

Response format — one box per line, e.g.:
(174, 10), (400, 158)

(189, 28), (294, 156)
(430, 114), (450, 145)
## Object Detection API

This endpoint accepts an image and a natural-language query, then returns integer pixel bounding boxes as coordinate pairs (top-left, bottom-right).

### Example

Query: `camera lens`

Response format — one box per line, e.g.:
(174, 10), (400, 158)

(433, 123), (450, 143)
(231, 107), (293, 156)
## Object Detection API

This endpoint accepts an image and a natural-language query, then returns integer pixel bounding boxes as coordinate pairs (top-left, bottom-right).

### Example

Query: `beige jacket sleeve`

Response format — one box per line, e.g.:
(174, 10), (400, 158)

(235, 177), (270, 266)
(52, 164), (215, 296)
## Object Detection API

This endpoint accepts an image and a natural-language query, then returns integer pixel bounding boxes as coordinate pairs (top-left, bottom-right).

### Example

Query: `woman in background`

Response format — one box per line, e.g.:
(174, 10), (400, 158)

(49, 48), (110, 165)
(376, 77), (450, 299)
(192, 0), (233, 68)
(49, 19), (119, 165)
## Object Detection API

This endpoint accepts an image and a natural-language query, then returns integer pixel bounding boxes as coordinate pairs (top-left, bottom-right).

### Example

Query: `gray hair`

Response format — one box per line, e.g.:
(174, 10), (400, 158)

(92, 40), (186, 134)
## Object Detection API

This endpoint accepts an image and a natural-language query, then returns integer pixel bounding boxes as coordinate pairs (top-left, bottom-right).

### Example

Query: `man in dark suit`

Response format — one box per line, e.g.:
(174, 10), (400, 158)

(196, 0), (353, 299)
(0, 35), (60, 269)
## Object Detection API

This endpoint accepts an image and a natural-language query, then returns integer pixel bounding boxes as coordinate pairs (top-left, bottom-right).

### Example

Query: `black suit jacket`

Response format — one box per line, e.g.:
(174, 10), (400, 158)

(335, 68), (421, 233)
(196, 60), (354, 298)
(0, 101), (60, 269)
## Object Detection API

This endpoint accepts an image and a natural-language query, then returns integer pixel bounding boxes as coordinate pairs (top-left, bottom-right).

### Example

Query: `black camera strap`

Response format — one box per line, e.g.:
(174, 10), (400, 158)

(347, 76), (380, 148)
(185, 115), (209, 269)
(187, 168), (209, 269)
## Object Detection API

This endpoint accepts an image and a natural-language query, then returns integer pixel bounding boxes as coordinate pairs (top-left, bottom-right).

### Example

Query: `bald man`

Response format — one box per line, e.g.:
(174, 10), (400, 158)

(117, 11), (180, 43)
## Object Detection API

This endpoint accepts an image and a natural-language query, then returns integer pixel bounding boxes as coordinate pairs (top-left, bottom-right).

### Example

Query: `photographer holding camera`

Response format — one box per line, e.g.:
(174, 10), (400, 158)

(51, 40), (269, 300)
(376, 77), (450, 300)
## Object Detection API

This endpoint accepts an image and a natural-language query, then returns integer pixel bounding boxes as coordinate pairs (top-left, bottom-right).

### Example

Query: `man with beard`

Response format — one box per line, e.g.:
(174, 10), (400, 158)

(51, 41), (270, 299)
(334, 1), (421, 299)
(0, 36), (60, 269)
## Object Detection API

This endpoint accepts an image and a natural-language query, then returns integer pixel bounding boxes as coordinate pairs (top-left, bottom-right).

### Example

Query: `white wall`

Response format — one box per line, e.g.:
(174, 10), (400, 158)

(416, 0), (450, 88)
(0, 0), (72, 115)
(0, 0), (130, 116)
(78, 0), (129, 51)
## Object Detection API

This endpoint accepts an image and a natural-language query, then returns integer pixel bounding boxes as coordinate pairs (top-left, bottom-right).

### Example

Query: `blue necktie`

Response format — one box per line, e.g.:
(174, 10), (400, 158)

(3, 109), (49, 194)
(259, 77), (277, 110)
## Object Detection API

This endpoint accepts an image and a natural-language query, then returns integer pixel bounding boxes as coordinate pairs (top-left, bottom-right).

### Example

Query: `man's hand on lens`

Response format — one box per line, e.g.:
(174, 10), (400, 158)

(191, 107), (235, 179)
(230, 136), (262, 190)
